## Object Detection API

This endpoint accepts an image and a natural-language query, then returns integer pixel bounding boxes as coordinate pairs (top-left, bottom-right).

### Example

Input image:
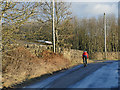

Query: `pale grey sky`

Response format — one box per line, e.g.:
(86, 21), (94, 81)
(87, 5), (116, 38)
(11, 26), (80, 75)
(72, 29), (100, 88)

(71, 2), (118, 18)
(6, 0), (119, 18)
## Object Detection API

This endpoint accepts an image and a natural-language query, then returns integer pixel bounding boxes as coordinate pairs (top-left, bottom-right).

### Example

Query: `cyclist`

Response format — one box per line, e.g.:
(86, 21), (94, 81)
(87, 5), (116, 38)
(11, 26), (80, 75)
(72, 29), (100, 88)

(82, 51), (89, 66)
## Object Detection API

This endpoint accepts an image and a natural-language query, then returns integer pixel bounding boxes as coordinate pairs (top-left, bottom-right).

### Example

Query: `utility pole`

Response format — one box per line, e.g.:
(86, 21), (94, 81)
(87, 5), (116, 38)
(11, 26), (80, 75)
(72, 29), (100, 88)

(52, 0), (56, 53)
(104, 13), (107, 59)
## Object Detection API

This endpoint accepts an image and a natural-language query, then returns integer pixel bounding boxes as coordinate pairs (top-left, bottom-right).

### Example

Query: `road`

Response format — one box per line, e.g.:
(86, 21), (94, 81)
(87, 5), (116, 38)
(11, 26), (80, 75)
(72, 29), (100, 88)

(23, 60), (119, 88)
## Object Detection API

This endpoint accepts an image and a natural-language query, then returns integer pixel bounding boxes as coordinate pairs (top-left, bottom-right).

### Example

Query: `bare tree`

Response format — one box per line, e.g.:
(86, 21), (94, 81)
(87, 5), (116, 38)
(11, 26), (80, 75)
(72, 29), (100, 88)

(34, 1), (72, 49)
(1, 1), (38, 48)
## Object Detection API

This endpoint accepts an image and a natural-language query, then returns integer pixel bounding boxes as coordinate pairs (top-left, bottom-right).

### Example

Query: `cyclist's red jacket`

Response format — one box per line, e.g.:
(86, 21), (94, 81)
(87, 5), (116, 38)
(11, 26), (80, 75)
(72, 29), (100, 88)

(82, 52), (89, 59)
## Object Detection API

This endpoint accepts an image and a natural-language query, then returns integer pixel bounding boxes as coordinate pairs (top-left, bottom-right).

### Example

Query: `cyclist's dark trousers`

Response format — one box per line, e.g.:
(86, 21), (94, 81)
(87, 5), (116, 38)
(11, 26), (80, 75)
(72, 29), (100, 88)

(83, 55), (87, 64)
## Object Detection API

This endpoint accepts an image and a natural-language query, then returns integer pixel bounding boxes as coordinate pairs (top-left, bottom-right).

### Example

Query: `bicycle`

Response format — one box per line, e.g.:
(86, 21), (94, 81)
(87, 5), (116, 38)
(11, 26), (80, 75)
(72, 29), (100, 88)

(83, 60), (87, 67)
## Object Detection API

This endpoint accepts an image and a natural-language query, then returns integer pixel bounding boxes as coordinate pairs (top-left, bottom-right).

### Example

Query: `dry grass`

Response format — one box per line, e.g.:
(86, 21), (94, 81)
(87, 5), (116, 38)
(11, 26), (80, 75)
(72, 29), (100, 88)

(3, 46), (116, 88)
(90, 52), (119, 60)
(0, 73), (2, 89)
(2, 46), (71, 88)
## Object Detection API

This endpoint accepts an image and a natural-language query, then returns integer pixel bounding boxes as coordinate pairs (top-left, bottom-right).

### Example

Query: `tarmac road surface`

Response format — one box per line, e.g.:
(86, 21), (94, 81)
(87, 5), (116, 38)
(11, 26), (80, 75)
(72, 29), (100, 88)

(23, 60), (119, 88)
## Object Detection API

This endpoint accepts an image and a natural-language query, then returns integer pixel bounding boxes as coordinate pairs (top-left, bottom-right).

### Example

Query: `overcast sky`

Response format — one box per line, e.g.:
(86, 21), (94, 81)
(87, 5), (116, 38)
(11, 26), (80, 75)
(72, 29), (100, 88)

(71, 2), (118, 18)
(8, 0), (119, 18)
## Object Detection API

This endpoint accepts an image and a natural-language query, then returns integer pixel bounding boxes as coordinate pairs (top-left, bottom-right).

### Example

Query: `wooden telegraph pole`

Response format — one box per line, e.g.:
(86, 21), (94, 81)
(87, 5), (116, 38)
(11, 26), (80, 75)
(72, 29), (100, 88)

(52, 0), (55, 53)
(104, 13), (107, 59)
